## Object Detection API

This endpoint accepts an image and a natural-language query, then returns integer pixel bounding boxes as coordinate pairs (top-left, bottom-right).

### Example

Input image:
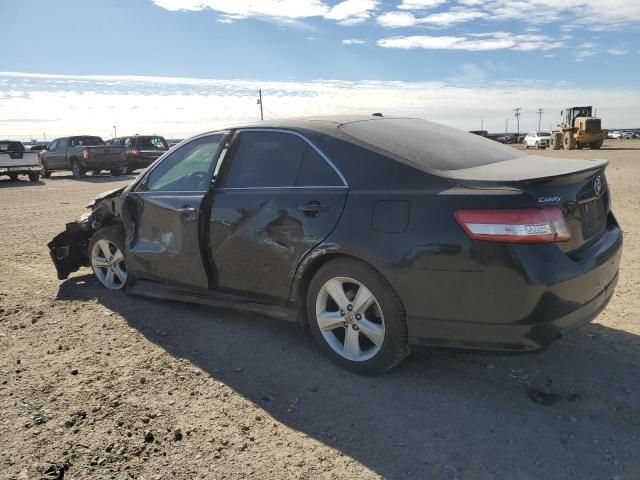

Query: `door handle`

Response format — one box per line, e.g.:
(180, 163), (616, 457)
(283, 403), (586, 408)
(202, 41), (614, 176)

(297, 202), (330, 216)
(178, 206), (197, 222)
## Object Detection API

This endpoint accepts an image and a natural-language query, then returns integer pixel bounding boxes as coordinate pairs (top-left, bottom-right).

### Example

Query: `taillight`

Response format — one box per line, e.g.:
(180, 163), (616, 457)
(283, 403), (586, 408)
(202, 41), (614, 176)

(455, 207), (570, 243)
(126, 149), (140, 157)
(83, 148), (91, 159)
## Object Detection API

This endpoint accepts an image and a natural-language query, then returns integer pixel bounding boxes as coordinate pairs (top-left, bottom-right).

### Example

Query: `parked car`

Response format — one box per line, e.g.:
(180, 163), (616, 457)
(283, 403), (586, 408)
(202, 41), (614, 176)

(48, 116), (622, 374)
(39, 136), (127, 178)
(109, 135), (169, 173)
(608, 131), (622, 139)
(0, 140), (41, 181)
(524, 131), (552, 149)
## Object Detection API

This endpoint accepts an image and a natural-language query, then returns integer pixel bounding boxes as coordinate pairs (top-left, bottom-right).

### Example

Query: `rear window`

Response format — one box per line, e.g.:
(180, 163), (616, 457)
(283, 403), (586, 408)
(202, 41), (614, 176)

(339, 118), (520, 171)
(0, 141), (25, 152)
(138, 136), (169, 150)
(70, 136), (103, 146)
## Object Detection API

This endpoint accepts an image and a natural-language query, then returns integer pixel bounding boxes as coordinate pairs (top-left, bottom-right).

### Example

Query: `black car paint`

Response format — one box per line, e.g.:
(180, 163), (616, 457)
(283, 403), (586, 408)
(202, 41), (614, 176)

(48, 117), (623, 352)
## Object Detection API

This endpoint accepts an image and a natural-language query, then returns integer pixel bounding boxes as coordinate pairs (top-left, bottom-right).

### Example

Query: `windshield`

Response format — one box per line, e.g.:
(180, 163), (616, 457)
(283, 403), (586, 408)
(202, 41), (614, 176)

(537, 132), (551, 137)
(70, 136), (103, 146)
(339, 118), (520, 171)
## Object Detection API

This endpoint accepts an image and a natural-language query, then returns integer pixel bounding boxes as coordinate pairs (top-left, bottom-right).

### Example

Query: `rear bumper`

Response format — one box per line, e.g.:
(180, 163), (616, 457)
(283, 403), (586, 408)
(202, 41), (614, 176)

(407, 271), (618, 351)
(0, 165), (40, 174)
(399, 213), (622, 352)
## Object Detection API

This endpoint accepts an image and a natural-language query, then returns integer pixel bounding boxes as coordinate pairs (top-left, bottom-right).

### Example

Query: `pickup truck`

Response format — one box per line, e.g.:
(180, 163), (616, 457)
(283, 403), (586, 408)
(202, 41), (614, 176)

(39, 136), (127, 178)
(0, 140), (42, 182)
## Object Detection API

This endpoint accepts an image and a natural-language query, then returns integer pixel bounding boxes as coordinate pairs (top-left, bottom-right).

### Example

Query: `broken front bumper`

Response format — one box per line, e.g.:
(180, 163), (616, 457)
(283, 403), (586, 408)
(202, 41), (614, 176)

(48, 216), (93, 280)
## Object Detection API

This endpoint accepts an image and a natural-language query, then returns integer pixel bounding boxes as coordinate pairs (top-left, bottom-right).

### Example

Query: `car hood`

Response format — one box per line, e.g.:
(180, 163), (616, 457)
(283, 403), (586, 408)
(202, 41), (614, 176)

(87, 186), (126, 208)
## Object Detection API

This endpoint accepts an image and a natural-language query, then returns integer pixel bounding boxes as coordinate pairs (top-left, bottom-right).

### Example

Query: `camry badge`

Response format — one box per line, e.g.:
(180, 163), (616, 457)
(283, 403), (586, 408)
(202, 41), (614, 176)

(594, 176), (602, 197)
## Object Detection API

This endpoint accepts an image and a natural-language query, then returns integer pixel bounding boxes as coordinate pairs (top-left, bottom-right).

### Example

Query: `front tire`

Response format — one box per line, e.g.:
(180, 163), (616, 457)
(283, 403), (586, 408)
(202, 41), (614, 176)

(89, 225), (129, 291)
(41, 164), (51, 178)
(590, 140), (603, 149)
(307, 258), (409, 375)
(110, 167), (123, 176)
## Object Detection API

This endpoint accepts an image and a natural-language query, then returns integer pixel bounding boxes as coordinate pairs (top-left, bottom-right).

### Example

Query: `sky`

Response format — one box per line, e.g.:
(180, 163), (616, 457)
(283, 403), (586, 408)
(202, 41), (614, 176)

(0, 0), (639, 140)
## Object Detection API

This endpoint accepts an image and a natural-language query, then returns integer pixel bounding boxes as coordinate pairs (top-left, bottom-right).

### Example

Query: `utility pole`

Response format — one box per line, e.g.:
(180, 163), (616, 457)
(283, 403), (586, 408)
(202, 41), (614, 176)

(536, 108), (544, 131)
(513, 107), (522, 137)
(481, 118), (484, 131)
(43, 132), (47, 142)
(257, 89), (264, 121)
(113, 125), (117, 138)
(505, 118), (509, 134)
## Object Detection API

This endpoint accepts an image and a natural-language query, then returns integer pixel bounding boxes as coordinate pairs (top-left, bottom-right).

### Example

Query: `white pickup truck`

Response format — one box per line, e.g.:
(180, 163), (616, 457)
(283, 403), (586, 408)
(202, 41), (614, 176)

(0, 140), (41, 182)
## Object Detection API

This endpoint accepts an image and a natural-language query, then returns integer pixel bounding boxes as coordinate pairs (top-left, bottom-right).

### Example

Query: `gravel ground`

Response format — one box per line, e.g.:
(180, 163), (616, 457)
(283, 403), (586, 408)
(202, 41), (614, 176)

(1, 139), (639, 480)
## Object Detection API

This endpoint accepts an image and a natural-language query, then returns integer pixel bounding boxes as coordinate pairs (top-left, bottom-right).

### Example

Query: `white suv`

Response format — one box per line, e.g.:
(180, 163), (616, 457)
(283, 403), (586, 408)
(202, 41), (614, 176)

(524, 131), (552, 149)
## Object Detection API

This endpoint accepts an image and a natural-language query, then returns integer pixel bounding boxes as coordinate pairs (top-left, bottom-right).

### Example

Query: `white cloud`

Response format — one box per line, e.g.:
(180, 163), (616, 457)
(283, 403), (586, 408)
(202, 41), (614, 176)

(397, 0), (446, 10)
(325, 0), (378, 24)
(606, 47), (629, 55)
(1, 71), (638, 139)
(377, 8), (485, 27)
(378, 32), (563, 51)
(377, 11), (418, 27)
(152, 0), (378, 25)
(377, 0), (640, 30)
(342, 38), (368, 44)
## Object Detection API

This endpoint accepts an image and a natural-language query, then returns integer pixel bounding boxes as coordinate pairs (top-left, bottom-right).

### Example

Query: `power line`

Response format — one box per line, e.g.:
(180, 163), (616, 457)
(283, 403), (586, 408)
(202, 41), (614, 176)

(257, 89), (264, 121)
(513, 107), (522, 137)
(536, 108), (544, 131)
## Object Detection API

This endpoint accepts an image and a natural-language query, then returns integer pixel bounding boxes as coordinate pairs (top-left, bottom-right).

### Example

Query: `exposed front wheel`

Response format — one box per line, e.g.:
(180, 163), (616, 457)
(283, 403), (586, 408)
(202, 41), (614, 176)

(307, 259), (409, 375)
(41, 165), (51, 178)
(590, 140), (603, 149)
(89, 225), (128, 290)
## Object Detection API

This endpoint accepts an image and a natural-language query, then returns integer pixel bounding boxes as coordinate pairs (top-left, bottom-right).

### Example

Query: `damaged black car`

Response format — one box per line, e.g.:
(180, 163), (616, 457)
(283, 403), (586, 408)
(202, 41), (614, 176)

(49, 116), (622, 374)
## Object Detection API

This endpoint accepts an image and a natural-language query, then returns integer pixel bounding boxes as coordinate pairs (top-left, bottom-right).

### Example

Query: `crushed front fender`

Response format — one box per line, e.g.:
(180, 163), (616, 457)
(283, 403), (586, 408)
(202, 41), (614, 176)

(48, 215), (94, 280)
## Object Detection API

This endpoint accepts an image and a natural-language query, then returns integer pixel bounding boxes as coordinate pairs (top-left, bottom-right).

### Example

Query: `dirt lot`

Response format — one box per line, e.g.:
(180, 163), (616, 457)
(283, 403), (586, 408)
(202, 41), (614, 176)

(1, 139), (639, 480)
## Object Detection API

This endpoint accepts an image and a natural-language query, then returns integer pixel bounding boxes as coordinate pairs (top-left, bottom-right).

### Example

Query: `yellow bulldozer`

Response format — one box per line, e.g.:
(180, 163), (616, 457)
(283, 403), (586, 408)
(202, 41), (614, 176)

(550, 106), (607, 150)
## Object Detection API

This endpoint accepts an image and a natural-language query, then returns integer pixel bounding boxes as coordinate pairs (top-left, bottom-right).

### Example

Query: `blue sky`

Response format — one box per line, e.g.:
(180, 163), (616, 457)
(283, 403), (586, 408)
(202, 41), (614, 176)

(1, 0), (639, 139)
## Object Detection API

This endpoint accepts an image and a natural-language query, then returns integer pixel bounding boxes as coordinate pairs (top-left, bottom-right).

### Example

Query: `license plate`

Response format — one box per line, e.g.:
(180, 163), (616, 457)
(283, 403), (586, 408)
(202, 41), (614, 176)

(580, 199), (606, 238)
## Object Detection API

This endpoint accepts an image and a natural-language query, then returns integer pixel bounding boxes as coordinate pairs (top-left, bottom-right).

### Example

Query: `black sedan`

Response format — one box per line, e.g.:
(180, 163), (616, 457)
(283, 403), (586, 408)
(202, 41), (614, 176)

(49, 116), (622, 375)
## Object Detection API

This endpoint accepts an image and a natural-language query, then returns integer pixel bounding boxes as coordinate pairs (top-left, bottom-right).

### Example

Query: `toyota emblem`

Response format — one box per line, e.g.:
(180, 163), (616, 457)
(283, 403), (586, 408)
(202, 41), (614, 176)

(594, 176), (602, 197)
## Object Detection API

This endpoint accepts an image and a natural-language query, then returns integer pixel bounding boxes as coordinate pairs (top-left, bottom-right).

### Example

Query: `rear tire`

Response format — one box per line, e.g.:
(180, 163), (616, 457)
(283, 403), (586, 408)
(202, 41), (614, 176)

(110, 167), (123, 177)
(28, 173), (40, 182)
(8, 173), (18, 182)
(306, 258), (409, 375)
(71, 161), (85, 179)
(550, 132), (562, 150)
(590, 140), (603, 149)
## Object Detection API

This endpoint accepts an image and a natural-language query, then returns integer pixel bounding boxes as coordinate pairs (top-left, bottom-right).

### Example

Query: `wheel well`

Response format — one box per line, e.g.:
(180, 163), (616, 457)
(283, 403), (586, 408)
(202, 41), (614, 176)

(294, 252), (386, 327)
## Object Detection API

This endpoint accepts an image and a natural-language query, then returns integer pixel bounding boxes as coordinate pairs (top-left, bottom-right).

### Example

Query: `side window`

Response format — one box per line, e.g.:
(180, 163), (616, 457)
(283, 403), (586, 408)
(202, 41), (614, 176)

(48, 140), (58, 151)
(124, 138), (134, 148)
(57, 139), (68, 150)
(295, 146), (342, 186)
(223, 131), (306, 188)
(143, 134), (224, 192)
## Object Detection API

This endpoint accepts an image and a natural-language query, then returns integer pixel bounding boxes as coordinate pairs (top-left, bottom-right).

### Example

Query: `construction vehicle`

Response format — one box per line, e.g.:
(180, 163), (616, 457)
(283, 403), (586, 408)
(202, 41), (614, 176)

(549, 106), (607, 150)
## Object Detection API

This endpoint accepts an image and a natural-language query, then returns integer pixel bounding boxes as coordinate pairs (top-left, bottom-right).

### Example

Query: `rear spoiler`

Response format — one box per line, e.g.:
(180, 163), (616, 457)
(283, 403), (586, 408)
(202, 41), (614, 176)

(442, 156), (608, 184)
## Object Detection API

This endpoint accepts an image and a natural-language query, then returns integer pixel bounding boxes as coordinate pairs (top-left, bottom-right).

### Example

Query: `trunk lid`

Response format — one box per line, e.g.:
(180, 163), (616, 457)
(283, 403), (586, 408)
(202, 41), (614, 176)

(444, 155), (610, 252)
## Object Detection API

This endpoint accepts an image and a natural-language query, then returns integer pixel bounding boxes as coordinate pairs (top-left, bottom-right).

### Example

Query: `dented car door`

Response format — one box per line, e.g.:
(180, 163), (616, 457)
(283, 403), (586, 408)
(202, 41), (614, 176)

(122, 133), (227, 289)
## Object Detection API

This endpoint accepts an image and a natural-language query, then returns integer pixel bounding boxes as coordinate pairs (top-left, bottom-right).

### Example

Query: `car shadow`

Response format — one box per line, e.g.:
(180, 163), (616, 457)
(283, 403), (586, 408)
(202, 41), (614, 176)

(56, 275), (640, 479)
(0, 178), (45, 188)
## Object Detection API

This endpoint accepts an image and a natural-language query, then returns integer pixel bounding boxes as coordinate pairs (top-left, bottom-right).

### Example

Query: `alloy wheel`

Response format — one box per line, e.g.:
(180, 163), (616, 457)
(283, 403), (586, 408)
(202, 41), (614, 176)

(91, 239), (127, 290)
(315, 276), (385, 362)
